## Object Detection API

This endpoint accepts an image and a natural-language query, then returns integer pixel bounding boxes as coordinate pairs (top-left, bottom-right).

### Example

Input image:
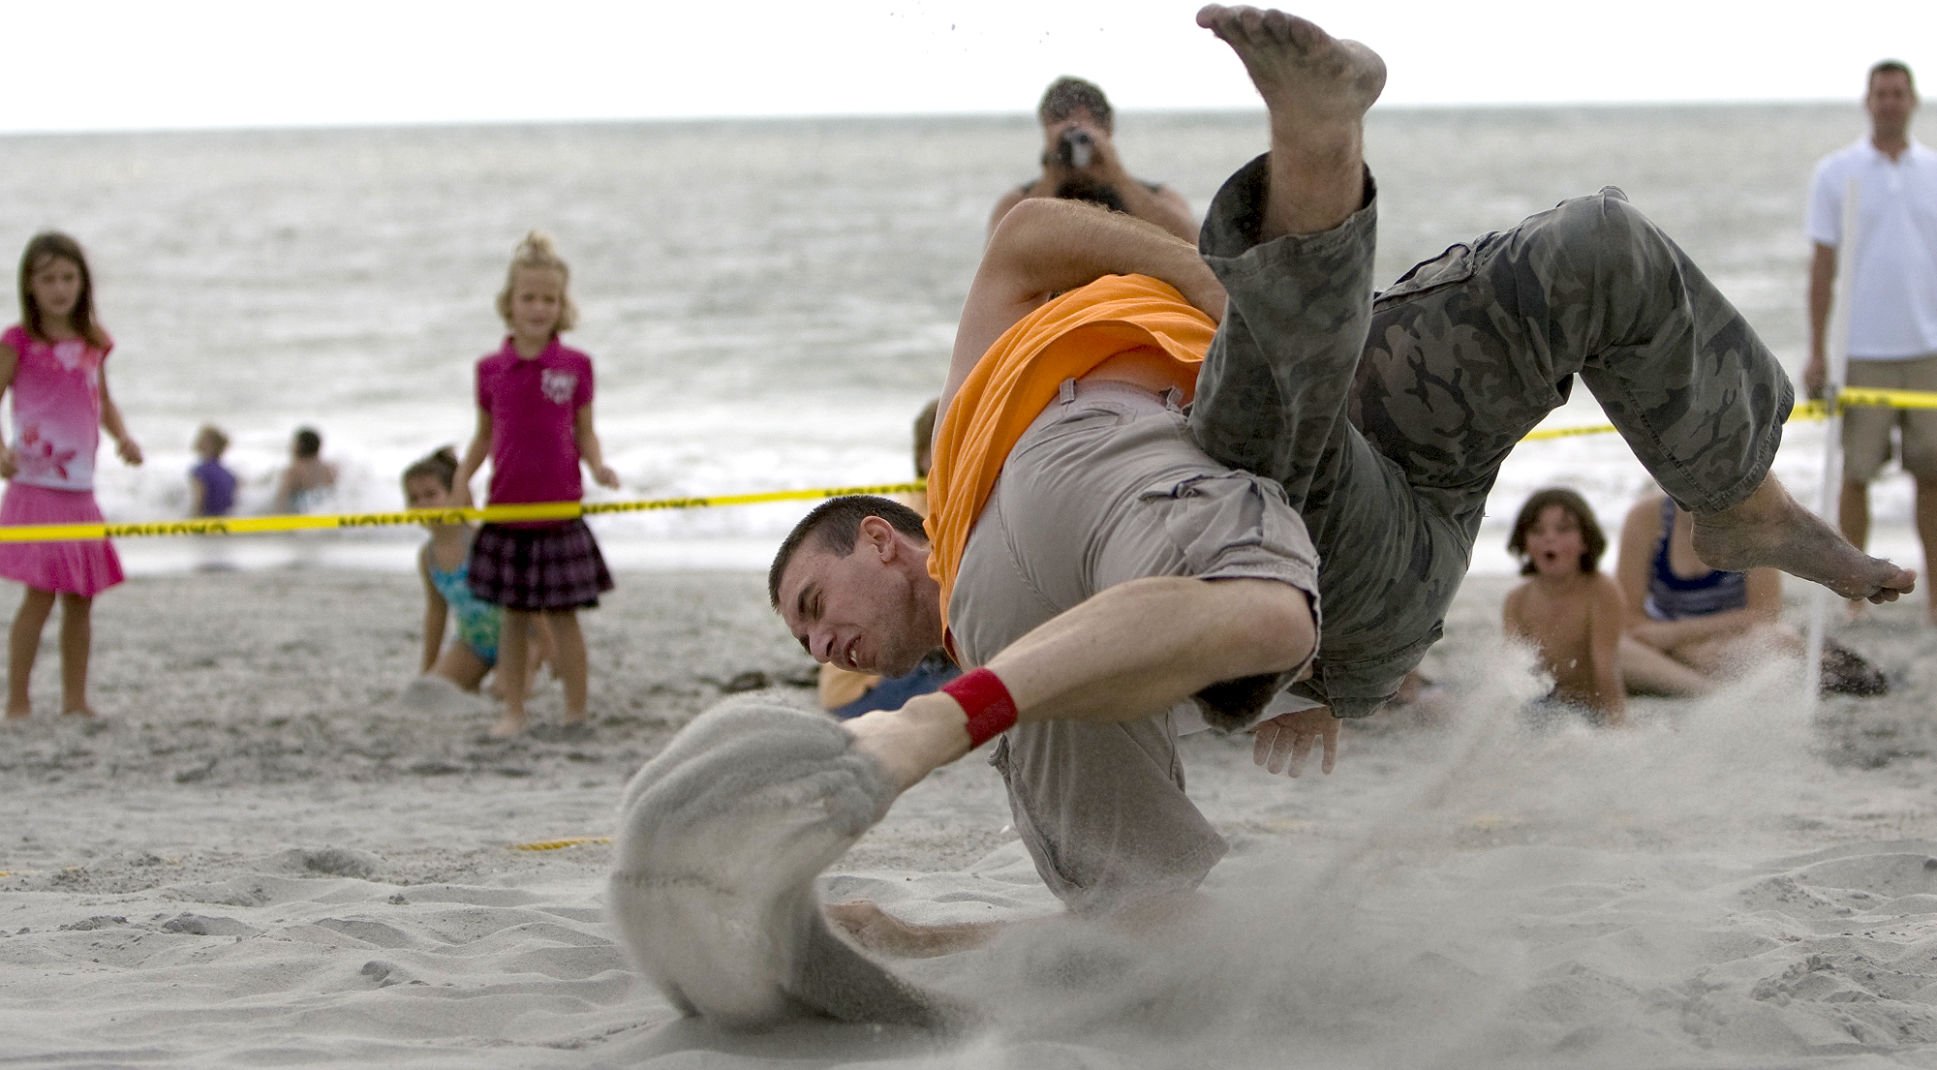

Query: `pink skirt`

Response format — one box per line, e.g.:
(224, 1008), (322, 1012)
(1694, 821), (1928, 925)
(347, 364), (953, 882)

(0, 482), (125, 596)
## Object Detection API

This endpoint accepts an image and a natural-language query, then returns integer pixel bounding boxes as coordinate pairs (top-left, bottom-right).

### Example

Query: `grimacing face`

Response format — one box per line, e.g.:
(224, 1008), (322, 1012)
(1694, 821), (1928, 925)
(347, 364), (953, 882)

(775, 530), (937, 678)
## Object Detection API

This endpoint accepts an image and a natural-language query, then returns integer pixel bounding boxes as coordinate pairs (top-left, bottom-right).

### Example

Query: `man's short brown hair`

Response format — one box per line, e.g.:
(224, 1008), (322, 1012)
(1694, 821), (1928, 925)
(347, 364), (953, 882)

(1038, 76), (1114, 131)
(768, 495), (928, 607)
(1869, 59), (1916, 95)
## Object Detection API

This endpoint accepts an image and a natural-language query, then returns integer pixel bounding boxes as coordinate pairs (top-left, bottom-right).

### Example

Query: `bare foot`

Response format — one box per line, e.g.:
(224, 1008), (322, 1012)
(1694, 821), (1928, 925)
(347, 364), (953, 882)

(1691, 477), (1917, 603)
(5, 705), (29, 720)
(1196, 6), (1385, 127)
(60, 707), (96, 718)
(1196, 6), (1384, 236)
(488, 711), (528, 738)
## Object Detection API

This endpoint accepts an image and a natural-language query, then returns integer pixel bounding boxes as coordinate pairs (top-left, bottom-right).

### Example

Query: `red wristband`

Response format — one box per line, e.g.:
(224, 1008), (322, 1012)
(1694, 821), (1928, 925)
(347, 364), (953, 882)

(942, 668), (1018, 749)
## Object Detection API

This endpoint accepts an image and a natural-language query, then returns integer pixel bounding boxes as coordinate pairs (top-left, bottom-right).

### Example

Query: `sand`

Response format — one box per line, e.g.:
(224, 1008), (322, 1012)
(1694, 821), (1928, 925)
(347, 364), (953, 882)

(4, 566), (1937, 1068)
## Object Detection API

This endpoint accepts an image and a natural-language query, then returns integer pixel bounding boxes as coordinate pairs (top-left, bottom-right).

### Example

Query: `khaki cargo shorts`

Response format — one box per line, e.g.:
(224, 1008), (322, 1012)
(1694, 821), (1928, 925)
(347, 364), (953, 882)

(1843, 353), (1937, 482)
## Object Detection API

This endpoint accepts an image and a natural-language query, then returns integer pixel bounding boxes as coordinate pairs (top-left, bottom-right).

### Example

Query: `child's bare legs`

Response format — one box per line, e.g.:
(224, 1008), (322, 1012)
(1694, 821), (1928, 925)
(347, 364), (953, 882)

(430, 643), (491, 693)
(490, 609), (533, 737)
(1618, 635), (1713, 697)
(526, 614), (558, 692)
(7, 588), (55, 718)
(546, 610), (589, 726)
(58, 593), (94, 716)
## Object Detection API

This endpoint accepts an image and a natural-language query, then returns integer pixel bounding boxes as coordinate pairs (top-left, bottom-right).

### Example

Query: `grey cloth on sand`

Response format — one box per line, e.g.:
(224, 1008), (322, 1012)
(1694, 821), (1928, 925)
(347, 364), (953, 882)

(608, 697), (966, 1030)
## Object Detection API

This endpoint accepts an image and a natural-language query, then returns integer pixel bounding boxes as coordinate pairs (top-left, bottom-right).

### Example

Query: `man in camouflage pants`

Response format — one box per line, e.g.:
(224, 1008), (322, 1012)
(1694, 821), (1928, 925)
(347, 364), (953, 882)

(771, 6), (1912, 938)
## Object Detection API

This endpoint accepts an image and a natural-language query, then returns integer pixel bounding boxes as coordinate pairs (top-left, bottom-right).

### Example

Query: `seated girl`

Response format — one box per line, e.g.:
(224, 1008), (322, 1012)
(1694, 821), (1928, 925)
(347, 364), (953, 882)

(1614, 491), (1885, 697)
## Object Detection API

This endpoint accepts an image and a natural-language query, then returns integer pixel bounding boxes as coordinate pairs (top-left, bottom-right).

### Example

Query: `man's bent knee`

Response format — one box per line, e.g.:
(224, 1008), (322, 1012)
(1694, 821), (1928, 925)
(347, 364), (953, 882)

(1529, 187), (1659, 271)
(1541, 187), (1645, 259)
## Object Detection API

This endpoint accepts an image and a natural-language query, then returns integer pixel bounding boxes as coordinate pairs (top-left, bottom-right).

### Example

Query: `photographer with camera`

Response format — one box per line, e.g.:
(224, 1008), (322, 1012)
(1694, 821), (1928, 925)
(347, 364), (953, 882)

(988, 76), (1199, 243)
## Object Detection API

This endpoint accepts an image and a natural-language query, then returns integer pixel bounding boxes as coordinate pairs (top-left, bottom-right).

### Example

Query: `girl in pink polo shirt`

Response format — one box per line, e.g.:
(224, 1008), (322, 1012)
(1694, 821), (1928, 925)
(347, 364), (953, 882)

(0, 232), (144, 719)
(453, 232), (619, 738)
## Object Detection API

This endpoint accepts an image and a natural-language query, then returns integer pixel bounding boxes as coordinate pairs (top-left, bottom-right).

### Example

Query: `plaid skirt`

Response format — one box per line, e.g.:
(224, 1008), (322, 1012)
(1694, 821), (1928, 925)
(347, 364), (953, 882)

(467, 520), (613, 611)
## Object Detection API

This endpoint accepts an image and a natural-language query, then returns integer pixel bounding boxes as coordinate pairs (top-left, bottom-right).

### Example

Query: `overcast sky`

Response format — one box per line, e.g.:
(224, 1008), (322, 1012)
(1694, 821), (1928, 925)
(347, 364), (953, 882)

(4, 1), (1930, 133)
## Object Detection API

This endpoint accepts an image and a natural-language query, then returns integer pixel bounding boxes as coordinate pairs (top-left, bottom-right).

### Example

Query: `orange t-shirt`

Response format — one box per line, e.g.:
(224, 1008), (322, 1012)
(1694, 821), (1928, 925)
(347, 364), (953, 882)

(925, 273), (1216, 628)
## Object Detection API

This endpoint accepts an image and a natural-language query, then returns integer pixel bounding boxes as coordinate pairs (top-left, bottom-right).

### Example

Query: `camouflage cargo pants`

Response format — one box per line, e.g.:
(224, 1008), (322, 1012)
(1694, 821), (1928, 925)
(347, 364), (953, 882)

(1191, 154), (1793, 716)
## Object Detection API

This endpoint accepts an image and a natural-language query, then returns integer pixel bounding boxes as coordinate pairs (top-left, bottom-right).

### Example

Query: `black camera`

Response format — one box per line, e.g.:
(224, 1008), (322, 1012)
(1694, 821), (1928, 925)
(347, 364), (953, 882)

(1054, 129), (1094, 169)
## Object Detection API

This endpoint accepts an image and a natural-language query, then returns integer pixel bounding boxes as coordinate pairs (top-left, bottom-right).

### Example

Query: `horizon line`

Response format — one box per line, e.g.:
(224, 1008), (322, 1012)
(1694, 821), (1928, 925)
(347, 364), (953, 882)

(0, 97), (1863, 139)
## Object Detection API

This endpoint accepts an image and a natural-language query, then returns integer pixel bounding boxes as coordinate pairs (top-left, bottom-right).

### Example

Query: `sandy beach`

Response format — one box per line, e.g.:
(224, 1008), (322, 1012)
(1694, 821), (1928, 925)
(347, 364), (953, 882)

(5, 566), (1937, 1068)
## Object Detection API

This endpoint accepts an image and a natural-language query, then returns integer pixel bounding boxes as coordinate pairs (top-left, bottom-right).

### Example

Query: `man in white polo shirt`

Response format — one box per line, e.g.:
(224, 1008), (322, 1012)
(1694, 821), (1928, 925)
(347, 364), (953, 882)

(1804, 60), (1937, 622)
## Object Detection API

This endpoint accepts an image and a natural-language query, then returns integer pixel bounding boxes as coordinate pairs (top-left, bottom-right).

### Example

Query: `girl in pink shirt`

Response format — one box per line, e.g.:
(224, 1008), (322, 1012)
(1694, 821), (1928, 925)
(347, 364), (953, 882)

(453, 232), (619, 738)
(0, 232), (144, 718)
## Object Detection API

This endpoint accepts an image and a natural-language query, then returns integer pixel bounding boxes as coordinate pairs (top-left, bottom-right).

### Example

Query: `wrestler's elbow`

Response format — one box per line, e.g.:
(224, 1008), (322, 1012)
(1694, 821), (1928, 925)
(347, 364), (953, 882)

(1225, 582), (1316, 678)
(993, 194), (1066, 235)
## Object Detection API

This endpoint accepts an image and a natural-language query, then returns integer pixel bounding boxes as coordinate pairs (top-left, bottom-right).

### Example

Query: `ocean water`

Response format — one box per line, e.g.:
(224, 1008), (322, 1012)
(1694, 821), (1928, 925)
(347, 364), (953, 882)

(0, 104), (1909, 575)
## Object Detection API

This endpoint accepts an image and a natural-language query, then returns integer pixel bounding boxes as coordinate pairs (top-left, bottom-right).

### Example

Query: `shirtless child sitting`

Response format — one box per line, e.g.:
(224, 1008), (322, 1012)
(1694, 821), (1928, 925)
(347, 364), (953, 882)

(1503, 488), (1627, 725)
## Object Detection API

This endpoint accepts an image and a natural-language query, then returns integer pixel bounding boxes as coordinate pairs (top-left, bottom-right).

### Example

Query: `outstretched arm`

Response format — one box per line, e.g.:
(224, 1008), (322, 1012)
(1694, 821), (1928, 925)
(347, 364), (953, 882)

(845, 575), (1313, 794)
(943, 197), (1225, 415)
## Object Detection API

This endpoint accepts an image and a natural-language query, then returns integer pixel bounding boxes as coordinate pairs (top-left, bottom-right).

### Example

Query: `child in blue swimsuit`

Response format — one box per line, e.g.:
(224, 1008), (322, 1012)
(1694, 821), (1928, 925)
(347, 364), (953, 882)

(1615, 491), (1886, 697)
(403, 447), (551, 698)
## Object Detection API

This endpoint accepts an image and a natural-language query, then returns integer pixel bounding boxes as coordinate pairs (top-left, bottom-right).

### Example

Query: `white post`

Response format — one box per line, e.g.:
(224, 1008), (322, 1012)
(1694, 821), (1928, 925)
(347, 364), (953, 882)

(1804, 179), (1860, 706)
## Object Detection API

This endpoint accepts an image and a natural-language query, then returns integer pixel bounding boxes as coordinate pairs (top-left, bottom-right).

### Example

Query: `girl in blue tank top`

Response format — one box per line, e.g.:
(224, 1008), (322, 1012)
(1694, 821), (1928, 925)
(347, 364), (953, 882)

(1640, 496), (1748, 621)
(1615, 493), (1886, 697)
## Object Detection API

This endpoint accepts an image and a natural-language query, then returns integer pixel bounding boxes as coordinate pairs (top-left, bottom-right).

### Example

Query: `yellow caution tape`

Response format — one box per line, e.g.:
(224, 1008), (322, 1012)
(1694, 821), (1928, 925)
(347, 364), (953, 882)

(0, 481), (926, 544)
(1839, 386), (1937, 411)
(510, 836), (612, 852)
(1792, 399), (1832, 422)
(3, 388), (1934, 546)
(1517, 387), (1936, 442)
